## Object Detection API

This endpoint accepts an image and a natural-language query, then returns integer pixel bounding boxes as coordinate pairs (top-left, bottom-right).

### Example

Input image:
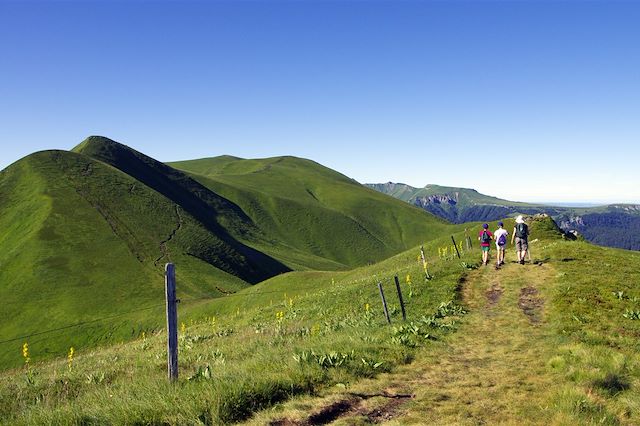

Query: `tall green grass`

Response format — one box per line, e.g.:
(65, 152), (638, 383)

(0, 234), (476, 424)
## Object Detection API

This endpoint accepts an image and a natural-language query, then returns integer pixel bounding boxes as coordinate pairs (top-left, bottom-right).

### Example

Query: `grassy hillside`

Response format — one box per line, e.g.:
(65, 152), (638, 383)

(0, 225), (475, 424)
(0, 137), (452, 370)
(2, 217), (639, 424)
(0, 149), (265, 369)
(359, 182), (418, 202)
(169, 156), (450, 270)
(72, 136), (289, 281)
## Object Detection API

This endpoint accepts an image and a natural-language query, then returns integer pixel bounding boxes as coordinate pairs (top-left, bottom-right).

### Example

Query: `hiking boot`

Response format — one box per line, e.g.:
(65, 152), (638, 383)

(520, 259), (525, 265)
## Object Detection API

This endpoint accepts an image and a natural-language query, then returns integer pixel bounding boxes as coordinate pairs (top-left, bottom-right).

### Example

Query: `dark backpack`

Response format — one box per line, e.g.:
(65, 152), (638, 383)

(481, 230), (491, 244)
(515, 223), (528, 238)
(497, 233), (507, 246)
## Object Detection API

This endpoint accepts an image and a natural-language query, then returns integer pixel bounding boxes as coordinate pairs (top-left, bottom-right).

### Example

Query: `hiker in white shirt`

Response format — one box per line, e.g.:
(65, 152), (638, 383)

(494, 221), (508, 267)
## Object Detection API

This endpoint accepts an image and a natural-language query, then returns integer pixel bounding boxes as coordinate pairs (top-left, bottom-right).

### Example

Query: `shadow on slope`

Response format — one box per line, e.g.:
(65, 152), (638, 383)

(73, 136), (290, 282)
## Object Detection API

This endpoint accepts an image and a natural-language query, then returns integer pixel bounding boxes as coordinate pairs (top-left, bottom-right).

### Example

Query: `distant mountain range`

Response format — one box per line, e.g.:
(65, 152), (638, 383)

(366, 182), (640, 251)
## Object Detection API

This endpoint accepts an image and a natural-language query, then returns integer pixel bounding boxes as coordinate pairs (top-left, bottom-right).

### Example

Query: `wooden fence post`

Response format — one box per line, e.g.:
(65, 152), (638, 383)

(165, 263), (178, 382)
(465, 228), (472, 250)
(394, 275), (406, 321)
(377, 282), (391, 324)
(420, 245), (432, 280)
(451, 236), (461, 259)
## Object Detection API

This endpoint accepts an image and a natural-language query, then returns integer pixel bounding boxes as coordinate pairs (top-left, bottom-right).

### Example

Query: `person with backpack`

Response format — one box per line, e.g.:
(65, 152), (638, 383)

(511, 215), (529, 265)
(478, 223), (493, 266)
(494, 221), (508, 267)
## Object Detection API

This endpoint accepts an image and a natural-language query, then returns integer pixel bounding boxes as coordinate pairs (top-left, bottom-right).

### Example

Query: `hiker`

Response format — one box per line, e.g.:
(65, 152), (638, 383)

(494, 221), (508, 267)
(478, 223), (493, 266)
(511, 215), (529, 264)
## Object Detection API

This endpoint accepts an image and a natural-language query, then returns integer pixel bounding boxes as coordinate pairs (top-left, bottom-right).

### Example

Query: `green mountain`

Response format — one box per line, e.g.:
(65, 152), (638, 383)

(168, 156), (449, 270)
(367, 182), (640, 250)
(0, 147), (267, 368)
(0, 137), (449, 368)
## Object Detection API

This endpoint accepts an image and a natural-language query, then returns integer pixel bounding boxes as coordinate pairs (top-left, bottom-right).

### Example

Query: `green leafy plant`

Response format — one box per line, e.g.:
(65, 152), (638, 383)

(293, 350), (355, 369)
(361, 357), (384, 370)
(188, 365), (212, 382)
(86, 372), (107, 385)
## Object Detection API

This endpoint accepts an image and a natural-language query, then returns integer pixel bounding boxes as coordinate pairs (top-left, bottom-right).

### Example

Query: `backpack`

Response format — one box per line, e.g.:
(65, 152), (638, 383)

(497, 233), (507, 246)
(481, 230), (491, 244)
(515, 223), (528, 238)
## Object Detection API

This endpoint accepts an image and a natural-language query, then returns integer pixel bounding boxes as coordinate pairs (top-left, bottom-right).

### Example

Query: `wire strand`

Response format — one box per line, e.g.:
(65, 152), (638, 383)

(0, 303), (165, 346)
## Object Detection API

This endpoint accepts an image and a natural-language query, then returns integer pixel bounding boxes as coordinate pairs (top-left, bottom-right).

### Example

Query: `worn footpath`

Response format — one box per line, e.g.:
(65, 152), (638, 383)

(255, 260), (561, 425)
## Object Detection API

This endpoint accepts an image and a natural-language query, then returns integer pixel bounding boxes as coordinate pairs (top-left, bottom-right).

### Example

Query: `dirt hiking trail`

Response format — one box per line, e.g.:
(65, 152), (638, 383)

(390, 262), (557, 425)
(260, 261), (561, 425)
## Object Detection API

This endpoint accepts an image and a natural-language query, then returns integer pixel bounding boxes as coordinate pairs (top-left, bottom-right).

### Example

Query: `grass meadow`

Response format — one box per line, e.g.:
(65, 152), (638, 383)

(2, 216), (639, 424)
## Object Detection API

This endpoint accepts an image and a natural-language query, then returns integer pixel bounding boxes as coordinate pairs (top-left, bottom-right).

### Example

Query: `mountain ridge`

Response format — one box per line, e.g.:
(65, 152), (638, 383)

(367, 182), (640, 250)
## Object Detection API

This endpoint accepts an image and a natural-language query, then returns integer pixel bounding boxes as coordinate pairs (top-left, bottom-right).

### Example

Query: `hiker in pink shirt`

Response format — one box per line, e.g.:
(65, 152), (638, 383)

(478, 223), (493, 266)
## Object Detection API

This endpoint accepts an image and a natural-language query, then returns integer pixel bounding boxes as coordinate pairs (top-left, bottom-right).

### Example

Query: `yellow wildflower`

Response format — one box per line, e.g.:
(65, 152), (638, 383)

(22, 342), (30, 365)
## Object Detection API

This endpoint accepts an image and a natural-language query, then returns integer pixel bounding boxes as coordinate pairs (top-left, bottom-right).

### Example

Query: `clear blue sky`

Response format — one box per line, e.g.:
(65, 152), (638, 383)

(1, 0), (639, 204)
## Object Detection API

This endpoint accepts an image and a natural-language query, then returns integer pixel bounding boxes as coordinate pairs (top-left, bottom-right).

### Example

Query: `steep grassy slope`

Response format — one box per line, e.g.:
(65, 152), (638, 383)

(170, 156), (450, 270)
(0, 149), (272, 369)
(72, 136), (289, 280)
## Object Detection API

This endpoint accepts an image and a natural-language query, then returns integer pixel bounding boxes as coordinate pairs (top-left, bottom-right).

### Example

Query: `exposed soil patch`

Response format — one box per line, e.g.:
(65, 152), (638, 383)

(307, 398), (359, 425)
(154, 205), (183, 265)
(270, 393), (413, 426)
(269, 419), (299, 426)
(357, 397), (408, 423)
(519, 287), (544, 323)
(486, 283), (503, 306)
(269, 398), (360, 426)
(215, 286), (234, 295)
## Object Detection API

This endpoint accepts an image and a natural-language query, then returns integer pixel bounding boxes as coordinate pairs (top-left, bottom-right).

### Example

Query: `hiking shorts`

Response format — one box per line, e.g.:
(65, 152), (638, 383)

(496, 243), (506, 251)
(481, 246), (490, 252)
(515, 237), (528, 252)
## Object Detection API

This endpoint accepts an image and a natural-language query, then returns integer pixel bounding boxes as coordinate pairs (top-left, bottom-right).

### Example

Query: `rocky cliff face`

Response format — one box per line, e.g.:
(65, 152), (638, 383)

(557, 215), (585, 229)
(413, 196), (640, 251)
(414, 193), (459, 206)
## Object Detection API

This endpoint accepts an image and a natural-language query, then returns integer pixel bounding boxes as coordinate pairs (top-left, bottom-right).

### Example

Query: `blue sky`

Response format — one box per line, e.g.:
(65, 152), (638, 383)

(1, 0), (638, 204)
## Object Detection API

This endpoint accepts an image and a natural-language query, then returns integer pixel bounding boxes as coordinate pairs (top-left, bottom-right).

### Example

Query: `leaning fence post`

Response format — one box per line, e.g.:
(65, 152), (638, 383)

(451, 236), (461, 259)
(165, 263), (179, 382)
(465, 228), (472, 250)
(377, 282), (391, 324)
(394, 275), (406, 321)
(420, 245), (432, 280)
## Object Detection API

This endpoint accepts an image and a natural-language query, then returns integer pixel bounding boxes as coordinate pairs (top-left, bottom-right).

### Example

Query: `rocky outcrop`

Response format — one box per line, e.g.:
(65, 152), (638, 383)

(558, 215), (585, 229)
(413, 193), (459, 206)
